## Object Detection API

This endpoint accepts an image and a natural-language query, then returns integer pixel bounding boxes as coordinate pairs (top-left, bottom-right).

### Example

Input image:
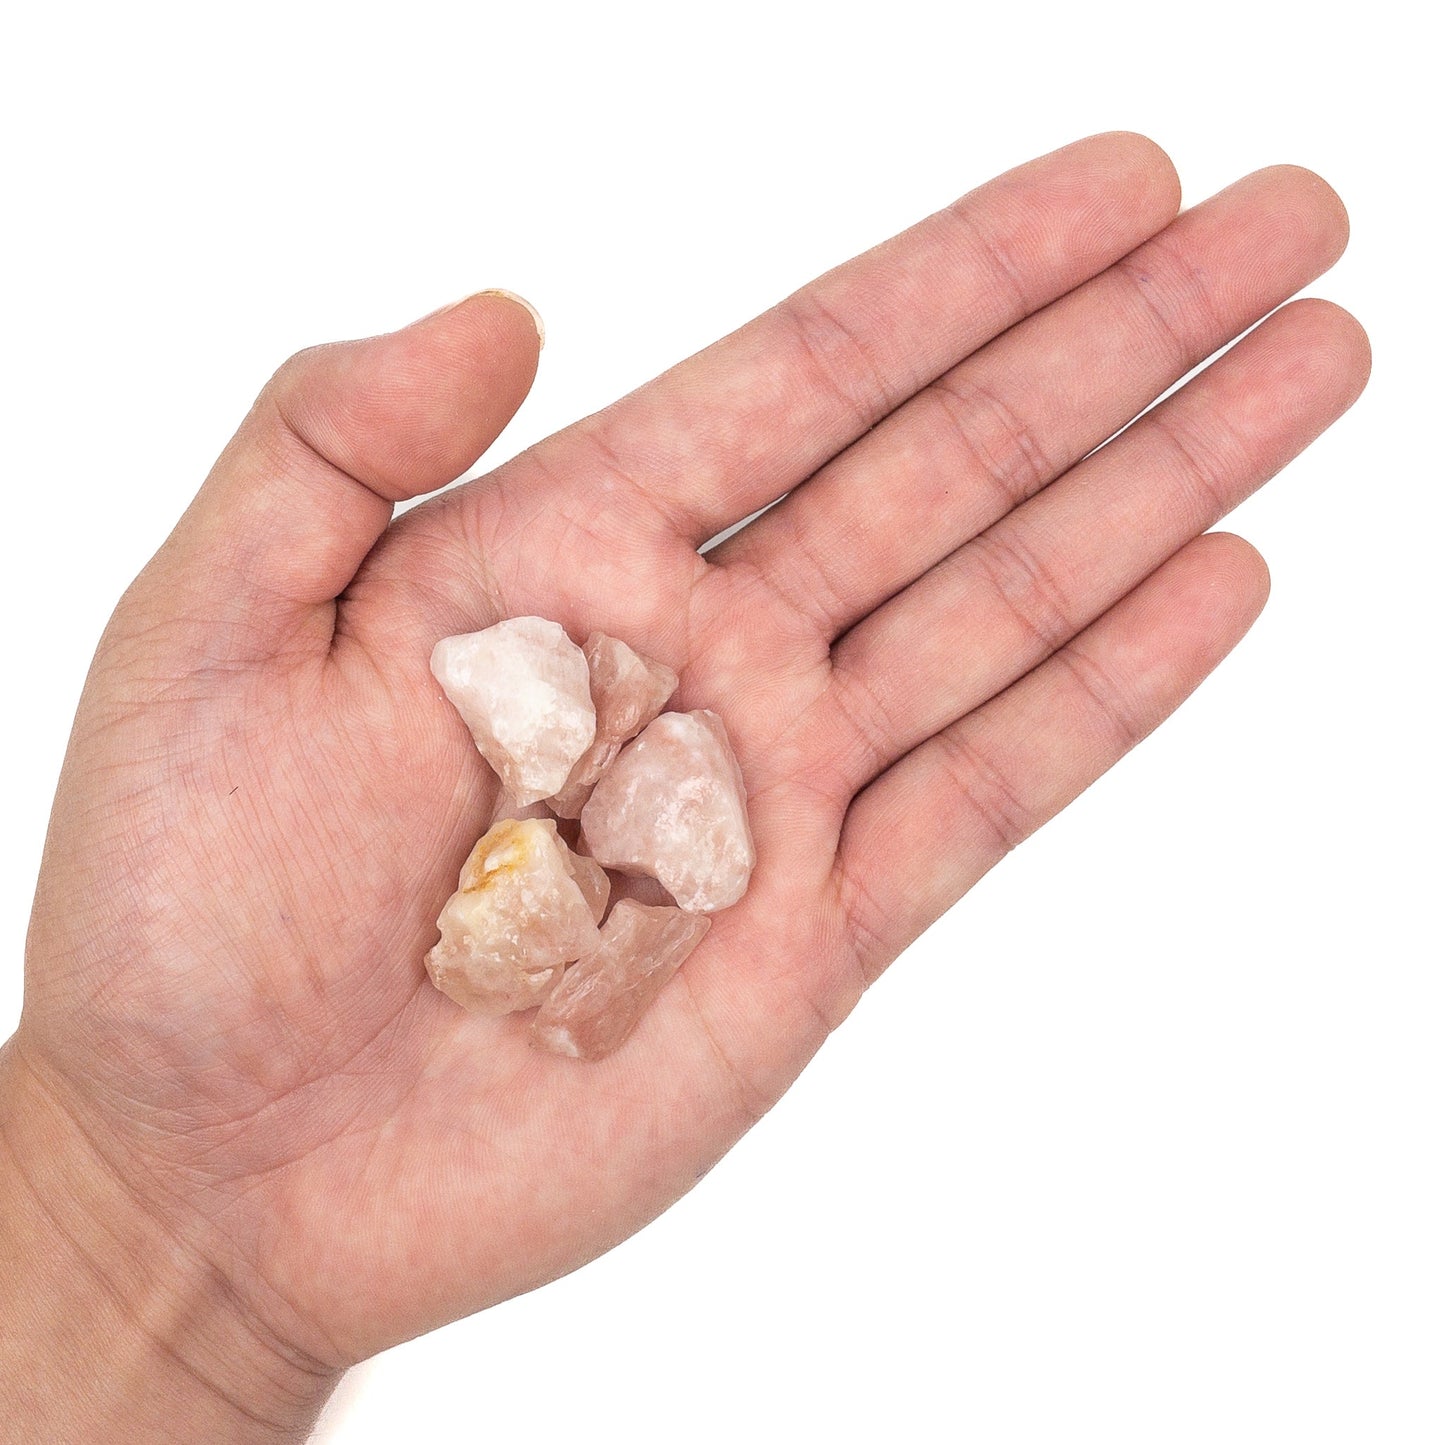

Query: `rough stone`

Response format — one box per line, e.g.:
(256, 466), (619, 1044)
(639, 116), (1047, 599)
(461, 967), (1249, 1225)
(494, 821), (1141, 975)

(432, 618), (595, 806)
(549, 632), (678, 817)
(426, 818), (602, 1014)
(532, 901), (711, 1059)
(487, 787), (552, 829)
(579, 709), (754, 912)
(561, 846), (610, 925)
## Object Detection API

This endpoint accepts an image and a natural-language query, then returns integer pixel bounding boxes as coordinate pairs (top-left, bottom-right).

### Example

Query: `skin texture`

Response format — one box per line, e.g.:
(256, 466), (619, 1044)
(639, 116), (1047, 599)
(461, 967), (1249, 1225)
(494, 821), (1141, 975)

(0, 135), (1369, 1440)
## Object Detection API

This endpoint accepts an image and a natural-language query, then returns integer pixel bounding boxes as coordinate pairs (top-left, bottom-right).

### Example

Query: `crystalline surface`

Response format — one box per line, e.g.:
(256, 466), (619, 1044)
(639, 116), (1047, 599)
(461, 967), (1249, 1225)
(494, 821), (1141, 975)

(549, 632), (678, 817)
(532, 901), (711, 1060)
(561, 846), (610, 925)
(432, 618), (595, 805)
(604, 872), (676, 910)
(487, 787), (552, 829)
(489, 796), (604, 913)
(579, 709), (754, 912)
(426, 818), (601, 1014)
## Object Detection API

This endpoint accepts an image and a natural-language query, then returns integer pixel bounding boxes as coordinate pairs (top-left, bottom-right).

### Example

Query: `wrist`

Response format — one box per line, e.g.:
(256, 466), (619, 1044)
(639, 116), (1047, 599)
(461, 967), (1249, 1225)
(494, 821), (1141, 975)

(0, 1038), (339, 1443)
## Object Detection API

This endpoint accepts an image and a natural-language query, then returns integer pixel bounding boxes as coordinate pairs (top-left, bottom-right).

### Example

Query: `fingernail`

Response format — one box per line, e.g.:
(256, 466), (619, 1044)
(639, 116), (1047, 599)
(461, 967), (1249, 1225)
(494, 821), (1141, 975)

(478, 288), (546, 349)
(420, 290), (546, 349)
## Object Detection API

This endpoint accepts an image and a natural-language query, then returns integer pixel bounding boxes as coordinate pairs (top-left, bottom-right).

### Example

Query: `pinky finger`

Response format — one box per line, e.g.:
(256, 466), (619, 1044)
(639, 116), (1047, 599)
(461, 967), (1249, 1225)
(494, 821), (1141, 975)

(835, 532), (1271, 982)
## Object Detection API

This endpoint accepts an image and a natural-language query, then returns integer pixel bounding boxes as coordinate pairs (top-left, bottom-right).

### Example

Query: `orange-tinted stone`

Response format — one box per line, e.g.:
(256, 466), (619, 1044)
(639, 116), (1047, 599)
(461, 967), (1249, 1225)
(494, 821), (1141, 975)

(426, 818), (601, 1014)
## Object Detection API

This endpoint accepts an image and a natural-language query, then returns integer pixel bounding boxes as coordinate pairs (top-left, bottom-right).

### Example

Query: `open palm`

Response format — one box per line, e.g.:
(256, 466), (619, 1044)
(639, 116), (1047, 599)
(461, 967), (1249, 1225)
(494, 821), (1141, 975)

(11, 135), (1366, 1387)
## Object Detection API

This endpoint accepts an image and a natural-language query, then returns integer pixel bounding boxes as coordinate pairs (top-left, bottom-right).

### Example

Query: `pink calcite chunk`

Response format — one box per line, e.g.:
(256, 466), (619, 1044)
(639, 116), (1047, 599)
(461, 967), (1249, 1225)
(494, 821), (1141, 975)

(580, 710), (755, 912)
(487, 787), (552, 828)
(561, 846), (610, 925)
(431, 617), (595, 805)
(533, 901), (711, 1059)
(549, 632), (678, 817)
(426, 818), (602, 1014)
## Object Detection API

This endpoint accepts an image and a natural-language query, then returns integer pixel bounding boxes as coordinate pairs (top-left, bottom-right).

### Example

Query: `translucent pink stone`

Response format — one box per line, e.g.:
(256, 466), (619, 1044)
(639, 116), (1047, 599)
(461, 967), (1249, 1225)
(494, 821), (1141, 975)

(562, 847), (610, 925)
(487, 788), (552, 828)
(532, 901), (711, 1059)
(431, 618), (595, 806)
(579, 709), (754, 912)
(604, 872), (677, 910)
(548, 632), (678, 817)
(426, 818), (602, 1015)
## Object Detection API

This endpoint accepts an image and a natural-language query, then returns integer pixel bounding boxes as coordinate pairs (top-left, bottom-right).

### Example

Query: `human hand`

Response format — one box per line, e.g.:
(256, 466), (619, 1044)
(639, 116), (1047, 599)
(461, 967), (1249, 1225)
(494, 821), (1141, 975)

(0, 133), (1366, 1440)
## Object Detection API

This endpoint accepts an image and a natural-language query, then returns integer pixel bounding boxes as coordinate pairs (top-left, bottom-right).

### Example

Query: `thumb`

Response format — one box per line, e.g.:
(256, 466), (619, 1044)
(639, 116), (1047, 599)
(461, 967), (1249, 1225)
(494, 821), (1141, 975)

(132, 289), (543, 661)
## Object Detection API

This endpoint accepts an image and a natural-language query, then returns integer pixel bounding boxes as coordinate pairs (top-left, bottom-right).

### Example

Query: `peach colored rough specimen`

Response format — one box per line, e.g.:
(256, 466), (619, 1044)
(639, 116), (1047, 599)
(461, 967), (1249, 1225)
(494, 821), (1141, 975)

(548, 632), (678, 817)
(424, 620), (750, 1053)
(532, 901), (711, 1059)
(426, 819), (603, 1014)
(431, 617), (595, 805)
(579, 709), (755, 913)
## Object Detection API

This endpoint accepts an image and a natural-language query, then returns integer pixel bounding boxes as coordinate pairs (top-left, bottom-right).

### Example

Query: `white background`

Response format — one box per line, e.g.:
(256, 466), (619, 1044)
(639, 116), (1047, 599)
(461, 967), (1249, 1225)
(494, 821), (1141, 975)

(2, 2), (1438, 1441)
